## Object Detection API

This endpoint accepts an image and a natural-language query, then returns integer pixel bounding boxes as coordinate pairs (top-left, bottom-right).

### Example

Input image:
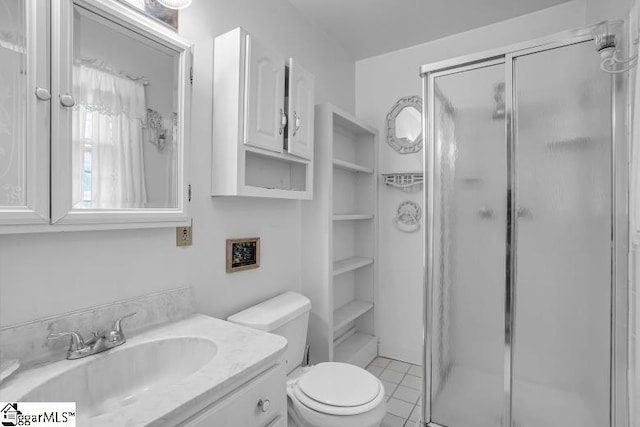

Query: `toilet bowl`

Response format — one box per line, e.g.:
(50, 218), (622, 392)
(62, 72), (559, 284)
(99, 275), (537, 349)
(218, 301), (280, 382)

(227, 292), (385, 427)
(286, 363), (386, 427)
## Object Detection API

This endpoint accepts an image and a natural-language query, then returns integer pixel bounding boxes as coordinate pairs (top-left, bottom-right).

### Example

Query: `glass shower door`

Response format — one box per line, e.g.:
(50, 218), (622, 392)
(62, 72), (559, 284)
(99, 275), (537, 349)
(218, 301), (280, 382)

(430, 61), (507, 427)
(512, 41), (612, 427)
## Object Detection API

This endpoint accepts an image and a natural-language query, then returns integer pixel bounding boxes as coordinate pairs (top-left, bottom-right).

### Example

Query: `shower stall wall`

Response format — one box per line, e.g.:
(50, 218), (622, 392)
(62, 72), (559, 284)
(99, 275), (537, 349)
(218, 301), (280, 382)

(421, 26), (630, 427)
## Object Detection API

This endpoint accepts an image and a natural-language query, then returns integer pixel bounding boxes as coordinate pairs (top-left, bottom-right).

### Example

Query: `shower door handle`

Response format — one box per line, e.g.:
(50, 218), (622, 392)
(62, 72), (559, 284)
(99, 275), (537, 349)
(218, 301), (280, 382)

(478, 207), (494, 219)
(517, 207), (531, 219)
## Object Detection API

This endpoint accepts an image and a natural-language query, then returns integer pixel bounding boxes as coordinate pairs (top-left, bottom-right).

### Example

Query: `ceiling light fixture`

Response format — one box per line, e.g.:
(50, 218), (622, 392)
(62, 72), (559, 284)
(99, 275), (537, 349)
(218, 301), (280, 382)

(156, 0), (192, 10)
(593, 20), (638, 74)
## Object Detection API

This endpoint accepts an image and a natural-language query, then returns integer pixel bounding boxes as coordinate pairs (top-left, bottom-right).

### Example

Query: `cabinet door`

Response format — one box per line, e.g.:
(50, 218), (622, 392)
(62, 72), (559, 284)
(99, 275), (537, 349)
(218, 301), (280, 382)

(0, 0), (50, 226)
(244, 35), (285, 153)
(50, 0), (192, 226)
(180, 364), (286, 427)
(286, 59), (315, 160)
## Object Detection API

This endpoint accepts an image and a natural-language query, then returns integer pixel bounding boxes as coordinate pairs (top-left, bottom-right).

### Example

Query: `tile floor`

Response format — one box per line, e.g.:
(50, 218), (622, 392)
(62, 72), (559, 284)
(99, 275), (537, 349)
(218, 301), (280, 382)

(366, 356), (422, 427)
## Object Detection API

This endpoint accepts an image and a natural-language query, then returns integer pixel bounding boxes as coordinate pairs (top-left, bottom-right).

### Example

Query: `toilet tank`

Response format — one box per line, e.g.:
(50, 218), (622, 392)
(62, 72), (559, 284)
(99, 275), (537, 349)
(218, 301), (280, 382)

(227, 292), (311, 374)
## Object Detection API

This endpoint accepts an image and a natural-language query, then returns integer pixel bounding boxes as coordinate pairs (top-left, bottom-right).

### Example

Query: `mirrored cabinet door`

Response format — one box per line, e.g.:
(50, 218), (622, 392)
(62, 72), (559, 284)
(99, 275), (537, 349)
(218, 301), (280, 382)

(51, 0), (192, 225)
(0, 0), (50, 225)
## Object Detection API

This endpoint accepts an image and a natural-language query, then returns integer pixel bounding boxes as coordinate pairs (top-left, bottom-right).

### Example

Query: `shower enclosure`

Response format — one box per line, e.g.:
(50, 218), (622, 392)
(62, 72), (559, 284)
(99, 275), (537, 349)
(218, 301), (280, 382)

(420, 26), (630, 427)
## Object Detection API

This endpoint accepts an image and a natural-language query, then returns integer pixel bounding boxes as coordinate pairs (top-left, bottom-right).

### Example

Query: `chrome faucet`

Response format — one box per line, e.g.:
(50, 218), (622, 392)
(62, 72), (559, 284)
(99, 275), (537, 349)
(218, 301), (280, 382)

(47, 312), (136, 360)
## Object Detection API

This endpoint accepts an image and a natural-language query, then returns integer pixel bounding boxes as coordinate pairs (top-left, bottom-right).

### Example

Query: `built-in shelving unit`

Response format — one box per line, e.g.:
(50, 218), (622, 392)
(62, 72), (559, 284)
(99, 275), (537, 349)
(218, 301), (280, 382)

(301, 103), (378, 369)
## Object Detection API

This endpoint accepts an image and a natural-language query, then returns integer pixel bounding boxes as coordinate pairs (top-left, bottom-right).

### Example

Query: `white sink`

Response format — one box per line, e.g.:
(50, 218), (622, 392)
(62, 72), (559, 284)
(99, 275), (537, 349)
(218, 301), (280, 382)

(0, 315), (286, 427)
(18, 337), (216, 422)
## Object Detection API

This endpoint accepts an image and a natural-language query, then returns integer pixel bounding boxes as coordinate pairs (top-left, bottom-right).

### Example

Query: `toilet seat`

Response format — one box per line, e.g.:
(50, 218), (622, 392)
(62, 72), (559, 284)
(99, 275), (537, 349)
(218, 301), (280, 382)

(289, 363), (385, 416)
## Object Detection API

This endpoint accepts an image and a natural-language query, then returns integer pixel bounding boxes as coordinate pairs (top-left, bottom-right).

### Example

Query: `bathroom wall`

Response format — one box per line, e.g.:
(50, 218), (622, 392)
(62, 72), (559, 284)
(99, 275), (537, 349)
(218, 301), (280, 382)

(355, 0), (602, 365)
(0, 0), (355, 327)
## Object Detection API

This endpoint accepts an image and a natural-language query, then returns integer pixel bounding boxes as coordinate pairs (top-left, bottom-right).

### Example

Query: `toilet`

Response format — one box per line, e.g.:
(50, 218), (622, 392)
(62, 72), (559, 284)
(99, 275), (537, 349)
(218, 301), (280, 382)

(227, 292), (386, 427)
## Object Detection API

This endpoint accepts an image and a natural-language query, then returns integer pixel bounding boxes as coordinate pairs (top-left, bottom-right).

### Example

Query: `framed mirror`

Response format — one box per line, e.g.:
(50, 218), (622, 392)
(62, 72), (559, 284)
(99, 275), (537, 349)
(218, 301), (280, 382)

(386, 95), (422, 154)
(51, 0), (192, 226)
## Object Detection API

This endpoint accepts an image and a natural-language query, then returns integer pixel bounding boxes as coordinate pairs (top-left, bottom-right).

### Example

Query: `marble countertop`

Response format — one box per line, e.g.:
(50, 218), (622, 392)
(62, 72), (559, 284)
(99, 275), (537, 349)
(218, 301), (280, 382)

(0, 314), (288, 426)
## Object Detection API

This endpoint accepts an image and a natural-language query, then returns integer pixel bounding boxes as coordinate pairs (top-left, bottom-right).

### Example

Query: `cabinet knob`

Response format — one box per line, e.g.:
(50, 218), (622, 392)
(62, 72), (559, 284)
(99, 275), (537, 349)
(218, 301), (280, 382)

(293, 111), (301, 137)
(279, 109), (287, 135)
(60, 94), (76, 108)
(257, 399), (271, 413)
(35, 87), (51, 101)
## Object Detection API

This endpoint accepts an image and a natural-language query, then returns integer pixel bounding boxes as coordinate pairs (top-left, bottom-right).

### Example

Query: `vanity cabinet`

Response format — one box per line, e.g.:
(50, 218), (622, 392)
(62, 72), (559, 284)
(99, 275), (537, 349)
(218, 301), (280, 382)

(180, 364), (286, 427)
(212, 27), (315, 199)
(0, 0), (193, 233)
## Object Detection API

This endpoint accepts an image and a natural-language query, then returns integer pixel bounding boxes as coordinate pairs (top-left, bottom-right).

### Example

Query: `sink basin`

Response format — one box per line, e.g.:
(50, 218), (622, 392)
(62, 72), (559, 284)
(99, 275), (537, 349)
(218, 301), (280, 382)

(19, 337), (217, 422)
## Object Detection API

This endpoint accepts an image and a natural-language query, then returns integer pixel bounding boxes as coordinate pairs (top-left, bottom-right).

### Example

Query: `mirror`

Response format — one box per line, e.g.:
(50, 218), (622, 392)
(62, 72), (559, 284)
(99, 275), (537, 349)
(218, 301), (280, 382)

(0, 0), (27, 207)
(386, 95), (423, 154)
(71, 4), (180, 210)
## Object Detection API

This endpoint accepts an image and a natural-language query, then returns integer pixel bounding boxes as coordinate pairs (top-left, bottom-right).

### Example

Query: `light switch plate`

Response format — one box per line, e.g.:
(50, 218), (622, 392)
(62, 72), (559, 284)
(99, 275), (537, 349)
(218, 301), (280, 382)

(176, 226), (192, 246)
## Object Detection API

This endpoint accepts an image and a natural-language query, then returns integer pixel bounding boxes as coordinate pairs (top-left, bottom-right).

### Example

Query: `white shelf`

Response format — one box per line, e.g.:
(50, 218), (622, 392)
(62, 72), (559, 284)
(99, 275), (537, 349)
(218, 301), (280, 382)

(333, 257), (374, 276)
(247, 145), (311, 165)
(333, 214), (374, 221)
(333, 300), (374, 332)
(333, 159), (373, 174)
(334, 331), (378, 368)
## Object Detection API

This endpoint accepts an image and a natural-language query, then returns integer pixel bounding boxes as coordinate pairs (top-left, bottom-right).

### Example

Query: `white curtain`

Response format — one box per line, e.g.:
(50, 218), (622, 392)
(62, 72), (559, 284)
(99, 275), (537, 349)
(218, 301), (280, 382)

(72, 63), (148, 209)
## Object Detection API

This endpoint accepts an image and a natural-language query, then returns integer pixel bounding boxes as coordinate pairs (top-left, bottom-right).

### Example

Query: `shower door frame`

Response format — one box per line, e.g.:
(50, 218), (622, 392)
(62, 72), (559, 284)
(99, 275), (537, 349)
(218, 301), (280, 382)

(420, 24), (630, 427)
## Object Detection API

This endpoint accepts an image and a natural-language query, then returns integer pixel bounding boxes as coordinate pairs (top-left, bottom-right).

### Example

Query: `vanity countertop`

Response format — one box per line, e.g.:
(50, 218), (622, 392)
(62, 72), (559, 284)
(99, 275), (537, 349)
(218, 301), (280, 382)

(0, 314), (288, 426)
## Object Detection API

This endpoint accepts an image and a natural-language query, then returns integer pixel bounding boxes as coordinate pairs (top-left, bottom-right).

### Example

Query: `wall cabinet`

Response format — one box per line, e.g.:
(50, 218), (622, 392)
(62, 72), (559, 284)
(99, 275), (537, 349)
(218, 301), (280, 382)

(301, 103), (378, 367)
(212, 27), (315, 199)
(0, 0), (193, 233)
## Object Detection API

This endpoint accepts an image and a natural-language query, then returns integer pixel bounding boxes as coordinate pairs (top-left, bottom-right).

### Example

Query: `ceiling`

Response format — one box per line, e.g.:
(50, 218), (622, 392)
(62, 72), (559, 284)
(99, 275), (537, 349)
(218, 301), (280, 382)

(286, 0), (572, 59)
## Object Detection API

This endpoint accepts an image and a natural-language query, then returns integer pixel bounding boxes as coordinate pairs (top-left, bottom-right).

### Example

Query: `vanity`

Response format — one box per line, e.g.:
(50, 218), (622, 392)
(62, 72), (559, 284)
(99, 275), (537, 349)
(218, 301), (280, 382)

(0, 309), (288, 426)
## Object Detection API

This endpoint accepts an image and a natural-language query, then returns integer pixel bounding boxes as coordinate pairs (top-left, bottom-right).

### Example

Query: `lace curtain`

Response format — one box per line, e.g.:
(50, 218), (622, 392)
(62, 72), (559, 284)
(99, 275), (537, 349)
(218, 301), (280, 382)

(72, 63), (148, 209)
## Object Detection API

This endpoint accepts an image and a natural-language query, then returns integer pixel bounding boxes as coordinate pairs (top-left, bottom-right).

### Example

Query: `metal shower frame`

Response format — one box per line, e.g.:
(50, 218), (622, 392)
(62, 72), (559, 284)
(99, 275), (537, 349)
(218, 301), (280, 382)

(420, 24), (631, 427)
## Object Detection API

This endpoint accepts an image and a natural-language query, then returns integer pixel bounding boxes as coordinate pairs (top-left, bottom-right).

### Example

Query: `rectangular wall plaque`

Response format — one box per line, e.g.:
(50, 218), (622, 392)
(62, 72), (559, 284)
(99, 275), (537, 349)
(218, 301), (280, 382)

(226, 237), (260, 273)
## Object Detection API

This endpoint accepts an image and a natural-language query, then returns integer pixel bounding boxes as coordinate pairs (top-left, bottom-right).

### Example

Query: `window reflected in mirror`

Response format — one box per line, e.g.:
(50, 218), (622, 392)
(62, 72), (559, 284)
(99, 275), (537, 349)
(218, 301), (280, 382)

(72, 5), (179, 210)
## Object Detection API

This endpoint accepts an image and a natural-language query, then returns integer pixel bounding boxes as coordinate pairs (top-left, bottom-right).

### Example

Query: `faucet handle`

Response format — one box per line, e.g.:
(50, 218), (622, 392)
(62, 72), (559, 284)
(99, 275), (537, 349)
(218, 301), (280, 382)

(109, 312), (136, 343)
(47, 331), (86, 351)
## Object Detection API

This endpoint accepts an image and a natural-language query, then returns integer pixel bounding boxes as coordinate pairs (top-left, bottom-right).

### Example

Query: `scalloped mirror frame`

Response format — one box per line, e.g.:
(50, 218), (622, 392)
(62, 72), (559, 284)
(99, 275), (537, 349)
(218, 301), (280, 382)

(386, 95), (423, 154)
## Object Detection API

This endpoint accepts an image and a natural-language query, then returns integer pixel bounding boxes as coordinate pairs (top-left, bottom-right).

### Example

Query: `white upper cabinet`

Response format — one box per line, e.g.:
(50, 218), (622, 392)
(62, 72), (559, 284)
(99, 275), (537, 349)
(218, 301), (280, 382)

(212, 27), (315, 200)
(286, 58), (315, 160)
(0, 0), (50, 226)
(245, 36), (286, 153)
(1, 0), (193, 233)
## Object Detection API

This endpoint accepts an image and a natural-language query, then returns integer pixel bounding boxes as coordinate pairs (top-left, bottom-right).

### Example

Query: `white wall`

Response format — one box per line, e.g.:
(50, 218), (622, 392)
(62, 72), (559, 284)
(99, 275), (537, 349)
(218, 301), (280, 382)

(354, 0), (621, 364)
(0, 0), (354, 327)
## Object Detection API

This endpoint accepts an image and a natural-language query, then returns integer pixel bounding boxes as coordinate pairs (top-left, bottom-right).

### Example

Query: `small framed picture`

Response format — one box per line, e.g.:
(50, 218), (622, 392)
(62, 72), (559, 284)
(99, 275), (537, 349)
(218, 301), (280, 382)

(226, 238), (260, 273)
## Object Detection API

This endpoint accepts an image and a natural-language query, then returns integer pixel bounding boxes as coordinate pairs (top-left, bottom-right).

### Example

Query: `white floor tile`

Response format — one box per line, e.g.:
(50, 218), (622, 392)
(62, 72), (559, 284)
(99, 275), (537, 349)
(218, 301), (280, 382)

(409, 404), (420, 421)
(371, 357), (392, 368)
(387, 397), (414, 418)
(381, 379), (398, 396)
(380, 369), (405, 383)
(408, 365), (423, 377)
(367, 365), (384, 376)
(400, 374), (421, 390)
(381, 413), (406, 427)
(387, 360), (411, 373)
(393, 385), (421, 404)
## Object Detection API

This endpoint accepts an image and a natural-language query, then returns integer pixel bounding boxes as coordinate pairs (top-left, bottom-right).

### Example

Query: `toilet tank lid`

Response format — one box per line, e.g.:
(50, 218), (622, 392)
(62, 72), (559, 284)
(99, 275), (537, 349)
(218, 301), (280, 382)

(227, 292), (311, 332)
